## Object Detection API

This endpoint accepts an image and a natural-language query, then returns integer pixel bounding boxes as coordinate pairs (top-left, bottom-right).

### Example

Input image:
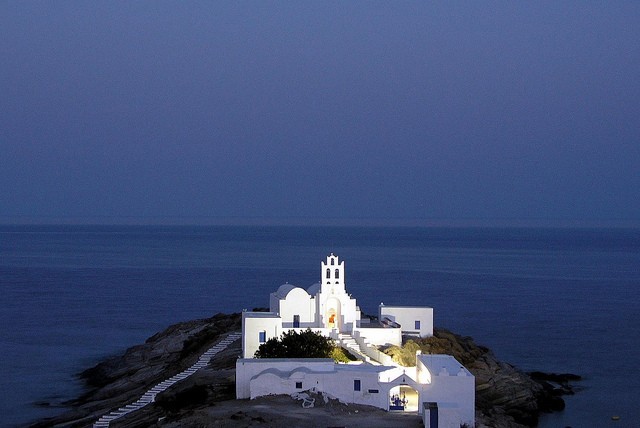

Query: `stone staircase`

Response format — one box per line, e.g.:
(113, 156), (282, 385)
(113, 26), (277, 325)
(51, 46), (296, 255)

(338, 333), (375, 364)
(92, 331), (242, 428)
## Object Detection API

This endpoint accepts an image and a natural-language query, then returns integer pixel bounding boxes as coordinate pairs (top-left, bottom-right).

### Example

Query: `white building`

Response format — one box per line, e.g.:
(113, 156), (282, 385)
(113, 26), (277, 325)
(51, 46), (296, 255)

(237, 254), (474, 428)
(380, 304), (434, 338)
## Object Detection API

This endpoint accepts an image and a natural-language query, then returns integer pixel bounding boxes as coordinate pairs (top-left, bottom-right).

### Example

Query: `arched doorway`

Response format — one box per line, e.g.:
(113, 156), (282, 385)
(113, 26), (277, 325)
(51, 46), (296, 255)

(327, 309), (336, 328)
(325, 298), (341, 330)
(389, 385), (419, 412)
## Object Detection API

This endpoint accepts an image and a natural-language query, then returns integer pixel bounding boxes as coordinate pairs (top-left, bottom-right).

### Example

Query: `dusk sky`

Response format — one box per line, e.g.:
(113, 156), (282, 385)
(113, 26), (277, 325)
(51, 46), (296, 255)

(2, 2), (639, 226)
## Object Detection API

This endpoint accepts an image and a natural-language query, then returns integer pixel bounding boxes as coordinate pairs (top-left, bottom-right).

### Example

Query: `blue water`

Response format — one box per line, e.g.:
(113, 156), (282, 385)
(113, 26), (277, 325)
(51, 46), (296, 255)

(1, 226), (639, 427)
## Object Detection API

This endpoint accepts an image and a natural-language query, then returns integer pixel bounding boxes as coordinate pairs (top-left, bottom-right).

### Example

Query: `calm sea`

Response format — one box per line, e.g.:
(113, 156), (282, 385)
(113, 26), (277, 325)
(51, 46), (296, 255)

(1, 226), (638, 427)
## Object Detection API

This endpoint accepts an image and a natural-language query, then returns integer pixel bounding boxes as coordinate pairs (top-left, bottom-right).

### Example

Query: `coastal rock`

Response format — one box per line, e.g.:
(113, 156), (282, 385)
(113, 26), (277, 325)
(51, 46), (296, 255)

(427, 328), (579, 427)
(31, 313), (241, 427)
(32, 314), (578, 428)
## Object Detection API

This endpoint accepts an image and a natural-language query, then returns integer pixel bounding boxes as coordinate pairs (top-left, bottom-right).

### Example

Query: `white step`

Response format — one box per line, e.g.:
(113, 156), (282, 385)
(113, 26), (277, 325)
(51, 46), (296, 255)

(92, 331), (242, 426)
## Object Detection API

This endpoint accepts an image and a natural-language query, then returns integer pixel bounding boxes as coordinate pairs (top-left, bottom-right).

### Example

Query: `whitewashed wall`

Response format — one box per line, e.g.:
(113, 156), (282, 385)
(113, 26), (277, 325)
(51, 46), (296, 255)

(424, 403), (468, 428)
(379, 305), (434, 337)
(236, 358), (396, 410)
(278, 287), (317, 328)
(242, 312), (282, 358)
(417, 354), (475, 427)
(319, 366), (390, 409)
(353, 326), (402, 347)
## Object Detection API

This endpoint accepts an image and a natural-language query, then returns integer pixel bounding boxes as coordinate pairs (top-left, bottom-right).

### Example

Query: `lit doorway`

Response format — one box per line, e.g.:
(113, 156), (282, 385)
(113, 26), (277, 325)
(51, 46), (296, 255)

(389, 385), (419, 412)
(325, 298), (341, 330)
(327, 309), (336, 328)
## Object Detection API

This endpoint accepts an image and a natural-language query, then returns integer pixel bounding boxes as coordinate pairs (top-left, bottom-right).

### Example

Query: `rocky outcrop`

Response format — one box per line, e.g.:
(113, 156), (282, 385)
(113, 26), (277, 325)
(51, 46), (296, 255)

(32, 315), (579, 428)
(31, 313), (241, 427)
(425, 329), (580, 427)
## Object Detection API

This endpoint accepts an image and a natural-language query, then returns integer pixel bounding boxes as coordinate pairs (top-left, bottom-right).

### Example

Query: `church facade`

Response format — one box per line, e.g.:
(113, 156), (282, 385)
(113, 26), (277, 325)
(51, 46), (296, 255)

(242, 253), (434, 358)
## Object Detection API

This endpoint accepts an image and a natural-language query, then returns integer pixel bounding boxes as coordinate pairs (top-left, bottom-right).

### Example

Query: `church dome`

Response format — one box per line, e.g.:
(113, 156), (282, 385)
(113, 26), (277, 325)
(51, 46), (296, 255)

(275, 283), (306, 299)
(306, 282), (321, 296)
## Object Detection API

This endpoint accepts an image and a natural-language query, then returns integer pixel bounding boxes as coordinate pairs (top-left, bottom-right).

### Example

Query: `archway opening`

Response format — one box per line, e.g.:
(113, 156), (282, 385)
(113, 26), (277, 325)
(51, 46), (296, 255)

(328, 309), (336, 328)
(389, 385), (419, 412)
(325, 298), (341, 330)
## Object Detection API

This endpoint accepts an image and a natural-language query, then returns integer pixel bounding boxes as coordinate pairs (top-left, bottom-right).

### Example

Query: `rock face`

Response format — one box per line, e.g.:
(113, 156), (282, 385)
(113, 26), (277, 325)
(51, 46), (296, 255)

(424, 329), (580, 427)
(31, 315), (578, 428)
(31, 313), (241, 427)
(81, 313), (240, 390)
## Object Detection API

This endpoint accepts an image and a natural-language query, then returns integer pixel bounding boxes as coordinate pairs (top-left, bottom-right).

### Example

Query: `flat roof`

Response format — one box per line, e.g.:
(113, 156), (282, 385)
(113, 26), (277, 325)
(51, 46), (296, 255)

(335, 364), (397, 374)
(243, 311), (280, 318)
(358, 323), (392, 329)
(418, 354), (472, 377)
(238, 358), (333, 363)
(380, 305), (433, 309)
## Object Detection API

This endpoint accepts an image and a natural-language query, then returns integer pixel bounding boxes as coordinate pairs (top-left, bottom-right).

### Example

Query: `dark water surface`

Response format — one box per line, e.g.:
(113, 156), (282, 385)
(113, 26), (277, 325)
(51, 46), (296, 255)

(1, 226), (638, 427)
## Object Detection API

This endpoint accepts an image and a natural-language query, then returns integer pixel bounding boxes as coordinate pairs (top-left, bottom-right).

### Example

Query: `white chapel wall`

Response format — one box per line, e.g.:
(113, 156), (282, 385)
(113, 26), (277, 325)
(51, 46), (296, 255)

(278, 288), (317, 328)
(320, 366), (389, 409)
(353, 326), (403, 348)
(417, 354), (475, 427)
(242, 312), (282, 358)
(379, 305), (434, 337)
(237, 358), (393, 411)
(236, 358), (335, 399)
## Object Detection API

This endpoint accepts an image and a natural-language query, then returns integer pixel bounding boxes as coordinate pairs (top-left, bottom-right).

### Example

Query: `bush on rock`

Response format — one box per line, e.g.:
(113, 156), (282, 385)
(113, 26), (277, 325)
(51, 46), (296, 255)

(254, 329), (335, 359)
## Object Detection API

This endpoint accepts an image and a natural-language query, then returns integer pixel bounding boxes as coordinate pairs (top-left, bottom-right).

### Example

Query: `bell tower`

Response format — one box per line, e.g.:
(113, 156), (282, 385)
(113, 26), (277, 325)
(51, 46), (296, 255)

(317, 253), (360, 332)
(321, 253), (344, 290)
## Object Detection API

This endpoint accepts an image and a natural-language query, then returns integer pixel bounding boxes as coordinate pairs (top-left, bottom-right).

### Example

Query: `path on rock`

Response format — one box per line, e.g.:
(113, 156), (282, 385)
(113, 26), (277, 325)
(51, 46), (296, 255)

(92, 332), (242, 428)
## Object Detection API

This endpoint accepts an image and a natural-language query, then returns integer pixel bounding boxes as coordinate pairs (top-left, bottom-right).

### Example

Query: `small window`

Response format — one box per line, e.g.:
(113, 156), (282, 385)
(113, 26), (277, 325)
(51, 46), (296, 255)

(354, 379), (361, 391)
(295, 381), (302, 389)
(331, 258), (335, 265)
(335, 269), (340, 279)
(326, 268), (331, 278)
(368, 389), (379, 394)
(259, 331), (266, 343)
(415, 320), (421, 330)
(293, 315), (300, 328)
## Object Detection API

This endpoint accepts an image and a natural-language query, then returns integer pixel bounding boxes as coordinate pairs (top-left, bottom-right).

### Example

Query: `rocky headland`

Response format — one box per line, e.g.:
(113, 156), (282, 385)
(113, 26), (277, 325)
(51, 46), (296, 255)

(32, 313), (580, 428)
(414, 329), (580, 427)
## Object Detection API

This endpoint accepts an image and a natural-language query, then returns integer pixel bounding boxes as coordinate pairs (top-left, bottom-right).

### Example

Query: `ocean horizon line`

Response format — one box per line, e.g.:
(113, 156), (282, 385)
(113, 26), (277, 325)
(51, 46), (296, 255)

(1, 215), (638, 229)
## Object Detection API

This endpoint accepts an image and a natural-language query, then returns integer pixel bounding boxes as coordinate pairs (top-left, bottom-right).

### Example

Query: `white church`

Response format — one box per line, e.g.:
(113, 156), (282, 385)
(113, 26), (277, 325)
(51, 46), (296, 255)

(236, 254), (475, 428)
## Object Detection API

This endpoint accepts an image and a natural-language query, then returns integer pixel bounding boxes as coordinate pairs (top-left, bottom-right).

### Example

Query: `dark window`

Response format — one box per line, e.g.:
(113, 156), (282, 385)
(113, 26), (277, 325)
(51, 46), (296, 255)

(354, 379), (361, 391)
(368, 389), (379, 393)
(326, 268), (331, 278)
(293, 315), (300, 328)
(259, 331), (266, 343)
(295, 381), (302, 389)
(415, 320), (421, 330)
(335, 269), (340, 279)
(331, 258), (335, 265)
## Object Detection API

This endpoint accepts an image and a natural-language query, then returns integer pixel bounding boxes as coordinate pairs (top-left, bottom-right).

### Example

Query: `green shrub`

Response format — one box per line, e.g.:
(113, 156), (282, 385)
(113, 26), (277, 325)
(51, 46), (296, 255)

(330, 346), (358, 363)
(383, 340), (421, 366)
(254, 329), (334, 359)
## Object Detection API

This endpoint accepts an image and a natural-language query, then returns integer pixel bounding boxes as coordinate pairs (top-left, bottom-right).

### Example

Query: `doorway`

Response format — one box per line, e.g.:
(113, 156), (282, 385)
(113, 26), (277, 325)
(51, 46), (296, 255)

(389, 385), (419, 412)
(325, 298), (341, 330)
